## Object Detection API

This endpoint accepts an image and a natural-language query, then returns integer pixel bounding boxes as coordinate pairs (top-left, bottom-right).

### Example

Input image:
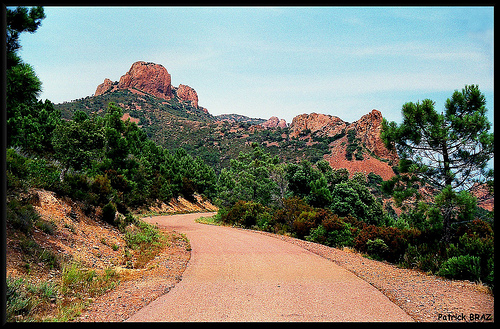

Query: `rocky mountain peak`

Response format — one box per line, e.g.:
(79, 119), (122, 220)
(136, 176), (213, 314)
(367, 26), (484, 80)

(176, 84), (199, 108)
(289, 112), (346, 138)
(95, 61), (173, 100)
(261, 116), (287, 129)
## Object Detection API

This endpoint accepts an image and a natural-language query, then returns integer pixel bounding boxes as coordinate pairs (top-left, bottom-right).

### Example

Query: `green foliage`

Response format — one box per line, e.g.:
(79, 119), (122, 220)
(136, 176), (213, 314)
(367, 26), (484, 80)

(6, 198), (39, 234)
(381, 85), (493, 242)
(101, 202), (117, 225)
(7, 7), (61, 156)
(52, 113), (105, 173)
(329, 179), (384, 225)
(217, 145), (280, 208)
(366, 238), (390, 260)
(6, 275), (56, 322)
(381, 85), (493, 191)
(219, 200), (270, 228)
(437, 255), (482, 281)
(273, 197), (313, 232)
(124, 220), (161, 250)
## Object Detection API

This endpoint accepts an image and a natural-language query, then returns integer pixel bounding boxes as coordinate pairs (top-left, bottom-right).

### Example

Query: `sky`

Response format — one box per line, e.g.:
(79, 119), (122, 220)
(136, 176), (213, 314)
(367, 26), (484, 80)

(18, 6), (494, 126)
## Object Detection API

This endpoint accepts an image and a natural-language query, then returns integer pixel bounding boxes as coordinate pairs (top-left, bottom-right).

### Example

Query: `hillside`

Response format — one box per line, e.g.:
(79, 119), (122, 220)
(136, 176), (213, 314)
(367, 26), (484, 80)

(55, 61), (398, 178)
(5, 187), (216, 321)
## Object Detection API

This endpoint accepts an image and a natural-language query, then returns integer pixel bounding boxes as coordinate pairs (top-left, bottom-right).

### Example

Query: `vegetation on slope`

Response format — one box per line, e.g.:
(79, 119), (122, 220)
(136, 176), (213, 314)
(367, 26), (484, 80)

(5, 6), (495, 322)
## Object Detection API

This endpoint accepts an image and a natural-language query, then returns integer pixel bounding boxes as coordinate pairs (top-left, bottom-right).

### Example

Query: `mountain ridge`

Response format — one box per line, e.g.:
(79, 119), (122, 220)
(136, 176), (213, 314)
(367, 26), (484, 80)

(56, 61), (398, 179)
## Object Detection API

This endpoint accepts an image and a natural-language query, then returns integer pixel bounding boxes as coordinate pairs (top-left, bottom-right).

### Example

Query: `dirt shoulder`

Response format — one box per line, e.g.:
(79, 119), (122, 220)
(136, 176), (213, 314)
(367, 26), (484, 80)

(77, 229), (190, 322)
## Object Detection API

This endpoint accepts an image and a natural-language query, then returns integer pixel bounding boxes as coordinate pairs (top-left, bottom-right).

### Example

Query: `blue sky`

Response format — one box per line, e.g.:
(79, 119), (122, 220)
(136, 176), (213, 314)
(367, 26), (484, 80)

(18, 6), (494, 126)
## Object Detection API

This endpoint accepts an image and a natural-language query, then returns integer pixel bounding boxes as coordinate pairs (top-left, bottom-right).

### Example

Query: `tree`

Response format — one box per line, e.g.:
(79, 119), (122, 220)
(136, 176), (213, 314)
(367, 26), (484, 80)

(381, 85), (494, 240)
(217, 145), (280, 208)
(381, 85), (493, 191)
(6, 6), (45, 67)
(6, 7), (57, 153)
(52, 111), (105, 177)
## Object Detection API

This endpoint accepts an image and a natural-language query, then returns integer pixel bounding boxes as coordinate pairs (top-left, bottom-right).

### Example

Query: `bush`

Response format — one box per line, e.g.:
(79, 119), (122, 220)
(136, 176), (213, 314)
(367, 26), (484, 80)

(124, 220), (161, 250)
(437, 255), (482, 281)
(273, 197), (313, 229)
(90, 174), (112, 206)
(256, 211), (273, 231)
(445, 233), (494, 284)
(306, 225), (328, 245)
(6, 148), (29, 189)
(101, 202), (116, 225)
(355, 224), (420, 263)
(6, 199), (39, 234)
(366, 238), (390, 260)
(220, 200), (268, 228)
(293, 211), (318, 239)
(60, 171), (92, 202)
(327, 225), (354, 248)
(401, 243), (443, 273)
(26, 158), (60, 190)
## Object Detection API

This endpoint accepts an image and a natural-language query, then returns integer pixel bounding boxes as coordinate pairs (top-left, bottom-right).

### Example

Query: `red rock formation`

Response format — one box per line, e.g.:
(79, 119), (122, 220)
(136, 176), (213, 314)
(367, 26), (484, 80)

(94, 78), (114, 96)
(289, 113), (346, 138)
(117, 61), (172, 100)
(261, 116), (287, 129)
(176, 84), (199, 108)
(288, 110), (398, 180)
(351, 109), (398, 162)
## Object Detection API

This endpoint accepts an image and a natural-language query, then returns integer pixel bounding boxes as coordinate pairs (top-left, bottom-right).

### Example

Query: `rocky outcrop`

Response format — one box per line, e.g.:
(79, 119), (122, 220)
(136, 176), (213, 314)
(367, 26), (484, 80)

(289, 113), (347, 138)
(261, 116), (287, 129)
(288, 109), (398, 180)
(350, 109), (398, 162)
(117, 61), (172, 100)
(95, 61), (172, 100)
(94, 61), (210, 111)
(94, 78), (115, 96)
(176, 84), (199, 108)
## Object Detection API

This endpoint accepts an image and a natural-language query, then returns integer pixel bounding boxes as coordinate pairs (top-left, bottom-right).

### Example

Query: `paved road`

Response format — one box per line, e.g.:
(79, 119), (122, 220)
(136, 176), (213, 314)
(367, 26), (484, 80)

(127, 212), (413, 322)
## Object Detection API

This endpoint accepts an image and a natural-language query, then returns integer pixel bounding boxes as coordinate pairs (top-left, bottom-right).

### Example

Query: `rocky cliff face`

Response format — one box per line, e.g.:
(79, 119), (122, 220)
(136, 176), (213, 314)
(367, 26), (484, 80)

(289, 109), (398, 180)
(118, 61), (172, 100)
(95, 61), (179, 102)
(289, 113), (346, 138)
(261, 116), (287, 129)
(350, 109), (399, 163)
(95, 78), (115, 96)
(176, 84), (199, 108)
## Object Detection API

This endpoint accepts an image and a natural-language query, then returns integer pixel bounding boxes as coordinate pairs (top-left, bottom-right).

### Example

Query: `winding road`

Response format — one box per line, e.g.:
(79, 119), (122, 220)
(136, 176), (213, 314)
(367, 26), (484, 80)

(127, 212), (413, 322)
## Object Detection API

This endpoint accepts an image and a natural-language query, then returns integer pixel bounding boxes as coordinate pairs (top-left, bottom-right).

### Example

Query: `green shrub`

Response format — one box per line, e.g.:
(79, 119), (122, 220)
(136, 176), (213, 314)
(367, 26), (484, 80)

(366, 238), (390, 260)
(293, 211), (318, 239)
(355, 224), (420, 263)
(220, 200), (268, 228)
(35, 220), (56, 235)
(6, 199), (39, 234)
(401, 243), (443, 273)
(6, 148), (29, 189)
(445, 233), (494, 284)
(437, 255), (482, 281)
(60, 262), (118, 298)
(306, 225), (328, 245)
(327, 225), (354, 248)
(273, 197), (313, 229)
(101, 202), (116, 225)
(60, 171), (92, 202)
(256, 211), (273, 231)
(6, 276), (32, 321)
(26, 158), (60, 190)
(124, 220), (161, 250)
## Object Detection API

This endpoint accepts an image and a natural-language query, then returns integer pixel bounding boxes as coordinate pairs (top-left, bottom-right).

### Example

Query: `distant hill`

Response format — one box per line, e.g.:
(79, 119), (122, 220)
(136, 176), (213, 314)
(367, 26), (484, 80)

(55, 61), (398, 178)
